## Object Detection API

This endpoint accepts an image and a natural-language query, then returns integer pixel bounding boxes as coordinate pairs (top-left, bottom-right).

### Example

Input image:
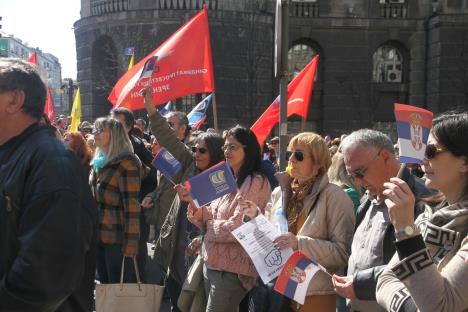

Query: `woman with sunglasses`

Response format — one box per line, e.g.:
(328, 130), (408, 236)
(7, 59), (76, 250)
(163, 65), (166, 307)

(142, 87), (225, 311)
(244, 132), (355, 311)
(376, 112), (468, 312)
(176, 125), (272, 312)
(89, 117), (146, 283)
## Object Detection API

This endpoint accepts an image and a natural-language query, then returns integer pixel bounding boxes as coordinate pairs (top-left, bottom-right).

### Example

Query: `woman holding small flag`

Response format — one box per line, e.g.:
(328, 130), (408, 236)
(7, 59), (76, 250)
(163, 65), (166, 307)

(177, 125), (272, 312)
(142, 87), (225, 312)
(376, 112), (468, 312)
(244, 132), (355, 311)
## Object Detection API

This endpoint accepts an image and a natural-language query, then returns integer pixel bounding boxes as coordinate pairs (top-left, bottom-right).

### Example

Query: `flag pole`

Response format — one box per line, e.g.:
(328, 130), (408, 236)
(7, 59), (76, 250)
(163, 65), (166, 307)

(278, 0), (289, 171)
(212, 92), (219, 132)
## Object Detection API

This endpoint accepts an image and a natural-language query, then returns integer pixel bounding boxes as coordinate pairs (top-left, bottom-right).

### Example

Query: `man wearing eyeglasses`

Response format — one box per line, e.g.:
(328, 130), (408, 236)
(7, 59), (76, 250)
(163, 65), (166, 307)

(332, 129), (430, 312)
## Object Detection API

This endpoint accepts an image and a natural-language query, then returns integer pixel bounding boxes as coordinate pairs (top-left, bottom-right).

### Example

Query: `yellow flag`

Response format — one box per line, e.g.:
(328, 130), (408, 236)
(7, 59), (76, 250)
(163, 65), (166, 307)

(127, 54), (134, 70)
(70, 87), (81, 132)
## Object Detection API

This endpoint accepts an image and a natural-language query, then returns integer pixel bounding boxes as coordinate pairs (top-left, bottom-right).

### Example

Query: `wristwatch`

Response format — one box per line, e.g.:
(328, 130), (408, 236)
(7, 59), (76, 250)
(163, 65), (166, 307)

(394, 224), (420, 241)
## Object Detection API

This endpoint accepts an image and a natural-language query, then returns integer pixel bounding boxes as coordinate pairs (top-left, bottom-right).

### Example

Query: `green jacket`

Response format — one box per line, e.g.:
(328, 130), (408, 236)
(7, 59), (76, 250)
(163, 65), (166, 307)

(147, 111), (198, 276)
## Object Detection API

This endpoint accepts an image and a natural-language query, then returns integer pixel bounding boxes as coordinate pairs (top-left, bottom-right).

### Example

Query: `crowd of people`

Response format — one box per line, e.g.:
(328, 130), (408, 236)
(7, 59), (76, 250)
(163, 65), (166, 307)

(1, 58), (467, 312)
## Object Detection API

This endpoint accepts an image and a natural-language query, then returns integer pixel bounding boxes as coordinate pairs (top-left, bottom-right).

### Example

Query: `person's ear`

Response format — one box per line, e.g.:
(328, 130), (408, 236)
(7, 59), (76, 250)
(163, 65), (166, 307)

(460, 157), (468, 173)
(6, 90), (25, 113)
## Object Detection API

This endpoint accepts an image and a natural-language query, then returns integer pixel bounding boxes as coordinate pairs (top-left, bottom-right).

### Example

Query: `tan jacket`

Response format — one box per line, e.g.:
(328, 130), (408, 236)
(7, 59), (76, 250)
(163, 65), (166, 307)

(266, 174), (356, 296)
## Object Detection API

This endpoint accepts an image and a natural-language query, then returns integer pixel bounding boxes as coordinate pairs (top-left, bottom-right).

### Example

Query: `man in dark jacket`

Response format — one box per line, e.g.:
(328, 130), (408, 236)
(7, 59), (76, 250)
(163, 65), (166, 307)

(0, 59), (98, 311)
(332, 129), (431, 312)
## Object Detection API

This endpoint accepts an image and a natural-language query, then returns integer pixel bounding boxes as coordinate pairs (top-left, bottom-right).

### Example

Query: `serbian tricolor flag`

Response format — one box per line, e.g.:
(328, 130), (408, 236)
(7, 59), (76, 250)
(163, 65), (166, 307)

(251, 55), (319, 147)
(188, 94), (212, 129)
(394, 103), (433, 164)
(274, 251), (325, 305)
(108, 7), (215, 110)
(28, 52), (55, 121)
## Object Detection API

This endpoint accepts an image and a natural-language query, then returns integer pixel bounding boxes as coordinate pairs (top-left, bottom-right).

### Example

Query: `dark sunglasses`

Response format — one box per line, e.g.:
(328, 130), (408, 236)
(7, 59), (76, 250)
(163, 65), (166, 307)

(191, 146), (208, 154)
(92, 128), (104, 135)
(286, 150), (305, 162)
(425, 144), (446, 160)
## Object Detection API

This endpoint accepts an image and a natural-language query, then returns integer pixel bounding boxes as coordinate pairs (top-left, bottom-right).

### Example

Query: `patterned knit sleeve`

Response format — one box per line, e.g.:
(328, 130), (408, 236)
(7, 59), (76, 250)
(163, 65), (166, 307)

(118, 158), (141, 255)
(204, 175), (271, 243)
(376, 237), (468, 312)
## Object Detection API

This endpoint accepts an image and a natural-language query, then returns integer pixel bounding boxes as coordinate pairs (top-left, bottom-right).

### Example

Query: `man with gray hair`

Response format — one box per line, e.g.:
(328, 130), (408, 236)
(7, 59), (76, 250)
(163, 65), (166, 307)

(0, 58), (97, 310)
(332, 129), (430, 311)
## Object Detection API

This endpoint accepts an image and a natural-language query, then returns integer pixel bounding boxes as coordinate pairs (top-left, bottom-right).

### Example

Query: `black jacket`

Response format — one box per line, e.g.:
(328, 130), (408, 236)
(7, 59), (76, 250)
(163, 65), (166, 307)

(129, 134), (157, 201)
(352, 167), (431, 301)
(0, 124), (98, 312)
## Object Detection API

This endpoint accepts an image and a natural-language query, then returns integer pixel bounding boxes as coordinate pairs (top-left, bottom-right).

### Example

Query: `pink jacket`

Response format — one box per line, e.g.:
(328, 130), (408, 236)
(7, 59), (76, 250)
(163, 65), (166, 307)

(202, 174), (271, 280)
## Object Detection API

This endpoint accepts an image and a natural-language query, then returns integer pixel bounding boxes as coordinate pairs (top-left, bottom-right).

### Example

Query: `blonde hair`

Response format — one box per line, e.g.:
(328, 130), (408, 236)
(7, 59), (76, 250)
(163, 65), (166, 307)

(94, 117), (134, 165)
(328, 152), (362, 196)
(289, 132), (331, 173)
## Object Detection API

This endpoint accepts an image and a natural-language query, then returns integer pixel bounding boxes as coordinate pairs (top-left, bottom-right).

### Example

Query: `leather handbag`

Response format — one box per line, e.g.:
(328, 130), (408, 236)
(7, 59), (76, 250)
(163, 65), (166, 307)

(96, 256), (164, 312)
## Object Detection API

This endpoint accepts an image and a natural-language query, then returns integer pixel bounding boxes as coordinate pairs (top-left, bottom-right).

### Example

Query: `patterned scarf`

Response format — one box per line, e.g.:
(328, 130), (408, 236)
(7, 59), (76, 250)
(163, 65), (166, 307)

(286, 178), (315, 230)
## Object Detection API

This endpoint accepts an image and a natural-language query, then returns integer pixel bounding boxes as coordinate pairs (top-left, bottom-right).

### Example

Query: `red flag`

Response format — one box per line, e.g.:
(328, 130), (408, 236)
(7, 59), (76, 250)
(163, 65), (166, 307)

(28, 52), (38, 65)
(108, 7), (215, 110)
(44, 88), (56, 122)
(27, 52), (56, 121)
(251, 55), (319, 147)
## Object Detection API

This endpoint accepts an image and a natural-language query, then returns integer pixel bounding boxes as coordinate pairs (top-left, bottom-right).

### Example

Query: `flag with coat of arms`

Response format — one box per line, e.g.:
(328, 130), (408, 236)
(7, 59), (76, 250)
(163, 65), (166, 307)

(394, 103), (433, 164)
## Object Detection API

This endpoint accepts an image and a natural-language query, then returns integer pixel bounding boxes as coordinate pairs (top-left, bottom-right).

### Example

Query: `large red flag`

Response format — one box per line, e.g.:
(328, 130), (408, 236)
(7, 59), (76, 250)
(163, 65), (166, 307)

(44, 88), (56, 122)
(28, 52), (56, 121)
(251, 55), (319, 147)
(108, 7), (215, 110)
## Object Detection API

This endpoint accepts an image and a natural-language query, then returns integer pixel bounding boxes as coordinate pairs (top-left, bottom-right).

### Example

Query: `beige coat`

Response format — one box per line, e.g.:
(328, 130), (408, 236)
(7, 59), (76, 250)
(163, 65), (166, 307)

(266, 174), (356, 296)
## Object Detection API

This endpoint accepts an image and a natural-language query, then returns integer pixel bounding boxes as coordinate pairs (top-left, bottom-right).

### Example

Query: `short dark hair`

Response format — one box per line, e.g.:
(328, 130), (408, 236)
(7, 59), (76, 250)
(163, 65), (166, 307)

(196, 132), (225, 168)
(226, 125), (264, 187)
(0, 58), (46, 119)
(111, 107), (135, 129)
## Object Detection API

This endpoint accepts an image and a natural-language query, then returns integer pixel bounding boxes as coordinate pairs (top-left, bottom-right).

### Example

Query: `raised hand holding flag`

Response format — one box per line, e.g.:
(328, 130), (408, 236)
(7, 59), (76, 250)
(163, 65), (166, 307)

(152, 147), (183, 184)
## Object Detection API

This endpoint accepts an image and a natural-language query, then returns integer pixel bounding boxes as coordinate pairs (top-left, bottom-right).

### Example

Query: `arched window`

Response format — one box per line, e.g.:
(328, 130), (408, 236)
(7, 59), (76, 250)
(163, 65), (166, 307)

(288, 44), (317, 80)
(372, 45), (403, 83)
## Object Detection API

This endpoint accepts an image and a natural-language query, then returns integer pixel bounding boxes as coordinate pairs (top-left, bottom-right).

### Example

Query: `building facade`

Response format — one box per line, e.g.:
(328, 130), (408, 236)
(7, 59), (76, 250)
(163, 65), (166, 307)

(74, 0), (468, 136)
(0, 33), (64, 115)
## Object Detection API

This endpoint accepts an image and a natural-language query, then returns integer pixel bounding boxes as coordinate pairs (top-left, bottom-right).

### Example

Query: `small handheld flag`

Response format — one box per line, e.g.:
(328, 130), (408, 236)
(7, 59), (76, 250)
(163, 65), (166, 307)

(184, 161), (237, 208)
(274, 251), (327, 305)
(123, 47), (135, 56)
(394, 103), (433, 164)
(188, 94), (212, 129)
(158, 101), (174, 116)
(152, 147), (182, 182)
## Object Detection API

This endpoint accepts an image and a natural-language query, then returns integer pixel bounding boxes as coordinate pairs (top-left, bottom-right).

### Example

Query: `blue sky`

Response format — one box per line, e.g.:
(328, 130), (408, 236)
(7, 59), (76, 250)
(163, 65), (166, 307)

(0, 0), (80, 78)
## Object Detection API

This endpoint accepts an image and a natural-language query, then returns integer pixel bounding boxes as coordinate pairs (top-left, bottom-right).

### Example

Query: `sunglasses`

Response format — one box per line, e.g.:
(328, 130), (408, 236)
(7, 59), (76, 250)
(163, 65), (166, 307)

(347, 149), (382, 180)
(191, 146), (208, 154)
(92, 128), (104, 135)
(425, 144), (446, 160)
(286, 150), (305, 162)
(222, 144), (246, 152)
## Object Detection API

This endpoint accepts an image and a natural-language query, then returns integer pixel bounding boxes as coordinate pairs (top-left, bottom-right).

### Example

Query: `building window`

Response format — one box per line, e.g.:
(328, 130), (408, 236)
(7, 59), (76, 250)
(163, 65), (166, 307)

(372, 45), (403, 83)
(288, 44), (317, 80)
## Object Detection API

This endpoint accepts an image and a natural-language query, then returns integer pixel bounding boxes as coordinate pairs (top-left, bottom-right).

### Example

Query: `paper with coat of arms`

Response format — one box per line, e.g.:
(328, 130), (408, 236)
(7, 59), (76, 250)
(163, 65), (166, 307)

(232, 214), (293, 284)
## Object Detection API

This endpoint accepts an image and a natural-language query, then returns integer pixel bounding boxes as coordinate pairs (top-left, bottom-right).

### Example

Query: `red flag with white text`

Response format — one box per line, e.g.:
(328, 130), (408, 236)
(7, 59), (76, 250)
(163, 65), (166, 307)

(251, 55), (319, 147)
(108, 7), (215, 110)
